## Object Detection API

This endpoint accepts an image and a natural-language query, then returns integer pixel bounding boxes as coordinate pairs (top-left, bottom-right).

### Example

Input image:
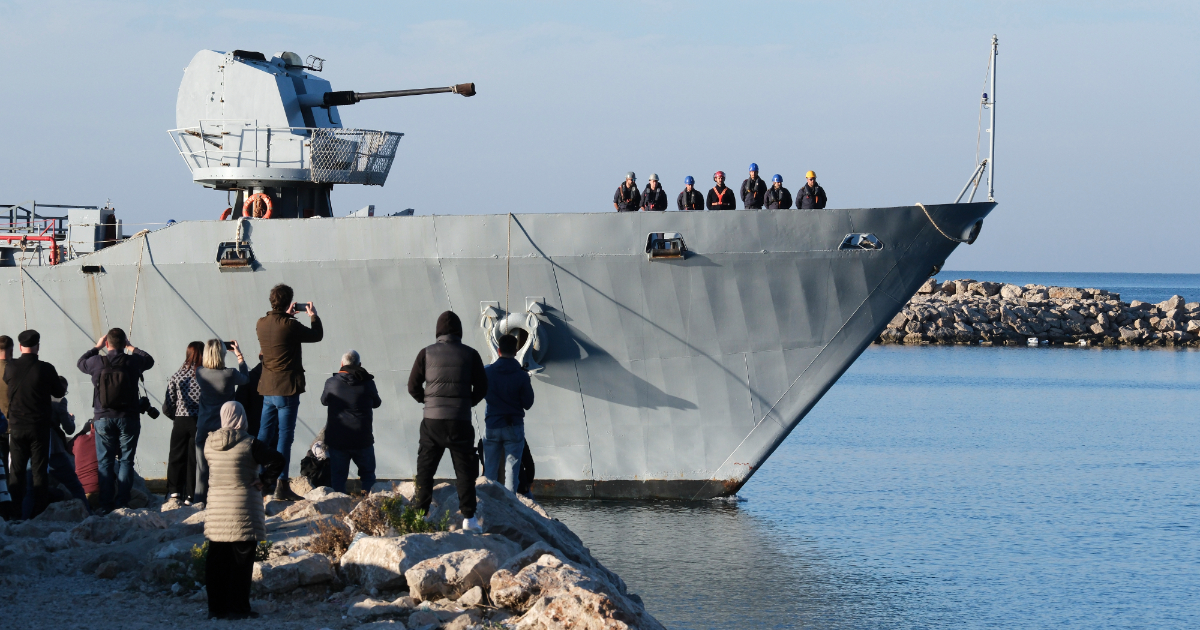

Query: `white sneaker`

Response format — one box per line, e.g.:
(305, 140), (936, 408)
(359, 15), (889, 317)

(463, 517), (481, 533)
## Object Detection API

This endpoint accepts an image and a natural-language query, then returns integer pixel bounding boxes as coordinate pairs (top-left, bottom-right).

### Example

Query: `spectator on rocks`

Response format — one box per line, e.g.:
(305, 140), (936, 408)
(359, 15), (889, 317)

(483, 335), (535, 495)
(194, 339), (248, 506)
(256, 284), (323, 501)
(203, 401), (284, 620)
(5, 330), (67, 518)
(70, 421), (100, 502)
(0, 334), (12, 518)
(29, 376), (91, 516)
(235, 353), (265, 440)
(163, 341), (204, 506)
(408, 311), (488, 531)
(77, 327), (155, 514)
(320, 350), (382, 494)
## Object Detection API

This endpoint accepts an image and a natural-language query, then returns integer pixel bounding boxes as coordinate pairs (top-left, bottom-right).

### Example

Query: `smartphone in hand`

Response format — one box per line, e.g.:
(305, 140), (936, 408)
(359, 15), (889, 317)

(224, 341), (235, 350)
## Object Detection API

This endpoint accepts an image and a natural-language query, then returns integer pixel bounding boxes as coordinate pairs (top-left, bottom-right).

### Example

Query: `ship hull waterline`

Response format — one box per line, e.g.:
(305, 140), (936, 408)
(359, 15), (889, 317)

(0, 203), (994, 499)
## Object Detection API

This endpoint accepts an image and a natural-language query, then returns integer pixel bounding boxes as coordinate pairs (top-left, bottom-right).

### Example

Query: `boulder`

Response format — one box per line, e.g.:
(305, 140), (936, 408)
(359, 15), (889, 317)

(1155, 317), (1177, 332)
(277, 501), (321, 521)
(33, 499), (90, 523)
(999, 284), (1023, 299)
(916, 278), (939, 294)
(407, 610), (441, 629)
(1118, 327), (1140, 342)
(1089, 323), (1106, 335)
(1162, 295), (1186, 311)
(490, 554), (663, 630)
(141, 558), (186, 585)
(252, 550), (335, 593)
(886, 312), (908, 329)
(339, 531), (520, 590)
(458, 585), (486, 608)
(95, 560), (122, 579)
(1187, 320), (1200, 334)
(405, 548), (502, 602)
(303, 487), (356, 515)
(346, 596), (411, 621)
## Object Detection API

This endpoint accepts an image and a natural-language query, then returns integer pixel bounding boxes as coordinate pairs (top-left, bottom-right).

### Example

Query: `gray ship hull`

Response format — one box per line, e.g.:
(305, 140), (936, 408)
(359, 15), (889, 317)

(0, 203), (993, 498)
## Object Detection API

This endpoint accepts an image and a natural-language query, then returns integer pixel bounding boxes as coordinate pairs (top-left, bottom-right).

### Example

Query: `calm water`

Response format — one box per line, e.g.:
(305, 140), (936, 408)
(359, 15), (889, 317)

(939, 270), (1200, 305)
(546, 344), (1200, 629)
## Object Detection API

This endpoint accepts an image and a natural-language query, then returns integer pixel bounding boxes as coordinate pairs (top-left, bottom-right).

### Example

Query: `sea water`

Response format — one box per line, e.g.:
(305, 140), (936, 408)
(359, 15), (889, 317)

(547, 344), (1200, 629)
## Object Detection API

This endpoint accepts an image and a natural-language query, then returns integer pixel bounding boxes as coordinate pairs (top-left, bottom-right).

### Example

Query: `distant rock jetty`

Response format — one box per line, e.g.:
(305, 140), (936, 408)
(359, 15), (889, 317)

(877, 278), (1200, 347)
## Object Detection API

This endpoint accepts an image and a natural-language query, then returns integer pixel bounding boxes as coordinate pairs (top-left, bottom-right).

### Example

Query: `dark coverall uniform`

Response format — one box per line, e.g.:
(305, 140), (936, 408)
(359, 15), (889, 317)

(408, 311), (487, 519)
(641, 185), (668, 211)
(4, 352), (67, 518)
(740, 177), (768, 209)
(797, 183), (828, 209)
(613, 183), (642, 212)
(706, 185), (737, 210)
(677, 189), (704, 210)
(765, 186), (793, 209)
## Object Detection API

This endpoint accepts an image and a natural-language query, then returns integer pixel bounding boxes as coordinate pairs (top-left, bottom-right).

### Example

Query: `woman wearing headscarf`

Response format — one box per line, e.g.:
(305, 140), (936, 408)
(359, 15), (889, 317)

(204, 401), (284, 620)
(194, 339), (248, 505)
(163, 341), (204, 505)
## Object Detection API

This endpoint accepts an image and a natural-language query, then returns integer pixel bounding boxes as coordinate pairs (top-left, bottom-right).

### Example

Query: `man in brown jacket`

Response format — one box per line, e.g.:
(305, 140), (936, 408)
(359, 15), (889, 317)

(255, 284), (323, 501)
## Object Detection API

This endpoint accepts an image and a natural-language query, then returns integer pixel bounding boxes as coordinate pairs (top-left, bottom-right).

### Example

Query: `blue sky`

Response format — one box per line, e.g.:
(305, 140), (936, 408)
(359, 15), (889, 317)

(1, 1), (1196, 272)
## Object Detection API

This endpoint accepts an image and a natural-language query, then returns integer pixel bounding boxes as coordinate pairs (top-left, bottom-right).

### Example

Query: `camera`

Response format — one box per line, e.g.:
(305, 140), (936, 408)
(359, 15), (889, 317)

(138, 396), (160, 419)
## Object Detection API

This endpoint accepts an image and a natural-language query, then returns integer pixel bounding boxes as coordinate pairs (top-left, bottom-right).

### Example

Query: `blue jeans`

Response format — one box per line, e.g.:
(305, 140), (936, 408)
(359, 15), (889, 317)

(258, 395), (299, 480)
(328, 445), (376, 494)
(484, 424), (525, 493)
(95, 416), (141, 510)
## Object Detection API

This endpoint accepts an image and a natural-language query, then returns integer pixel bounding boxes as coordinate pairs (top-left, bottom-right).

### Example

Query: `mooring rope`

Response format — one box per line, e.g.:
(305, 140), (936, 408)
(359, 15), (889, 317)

(917, 203), (971, 243)
(128, 229), (151, 336)
(506, 213), (512, 316)
(17, 243), (27, 329)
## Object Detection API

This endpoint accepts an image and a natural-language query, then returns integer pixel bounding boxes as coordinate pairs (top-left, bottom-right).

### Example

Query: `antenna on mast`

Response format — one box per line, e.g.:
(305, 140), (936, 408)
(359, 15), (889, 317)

(955, 35), (998, 203)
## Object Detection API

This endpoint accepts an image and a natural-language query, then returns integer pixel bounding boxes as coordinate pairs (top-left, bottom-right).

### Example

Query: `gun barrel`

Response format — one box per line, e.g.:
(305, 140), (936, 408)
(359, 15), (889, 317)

(298, 83), (476, 108)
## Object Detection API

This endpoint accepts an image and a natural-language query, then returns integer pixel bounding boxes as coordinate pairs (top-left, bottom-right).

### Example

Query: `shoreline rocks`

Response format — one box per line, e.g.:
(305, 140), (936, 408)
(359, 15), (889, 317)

(877, 278), (1200, 348)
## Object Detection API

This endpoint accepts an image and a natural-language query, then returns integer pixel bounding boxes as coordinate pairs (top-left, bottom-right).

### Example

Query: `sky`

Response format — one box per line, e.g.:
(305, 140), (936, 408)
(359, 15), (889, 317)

(1, 1), (1196, 272)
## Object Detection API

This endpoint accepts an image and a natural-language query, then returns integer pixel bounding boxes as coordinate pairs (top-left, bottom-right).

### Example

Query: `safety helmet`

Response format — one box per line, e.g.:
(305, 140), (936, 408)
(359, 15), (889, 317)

(749, 163), (759, 172)
(806, 170), (816, 179)
(713, 171), (725, 181)
(684, 176), (695, 185)
(649, 173), (659, 181)
(772, 174), (782, 183)
(627, 171), (636, 180)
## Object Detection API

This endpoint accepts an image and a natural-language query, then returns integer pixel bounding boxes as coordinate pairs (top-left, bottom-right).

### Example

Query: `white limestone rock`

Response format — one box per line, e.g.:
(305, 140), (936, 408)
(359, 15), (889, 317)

(339, 531), (520, 590)
(405, 548), (502, 602)
(252, 550), (335, 593)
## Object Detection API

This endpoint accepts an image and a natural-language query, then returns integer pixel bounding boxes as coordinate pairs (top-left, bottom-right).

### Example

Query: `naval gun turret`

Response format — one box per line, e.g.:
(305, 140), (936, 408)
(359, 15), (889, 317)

(169, 50), (474, 218)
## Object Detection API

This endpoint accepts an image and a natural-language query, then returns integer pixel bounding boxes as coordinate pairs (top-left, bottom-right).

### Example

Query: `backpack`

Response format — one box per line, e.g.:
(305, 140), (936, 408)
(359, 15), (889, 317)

(97, 356), (139, 410)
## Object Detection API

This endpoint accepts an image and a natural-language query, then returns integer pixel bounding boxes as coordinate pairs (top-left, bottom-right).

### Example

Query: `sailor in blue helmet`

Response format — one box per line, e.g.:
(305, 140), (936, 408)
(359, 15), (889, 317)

(765, 174), (793, 209)
(641, 173), (668, 211)
(740, 163), (767, 209)
(612, 172), (642, 212)
(677, 176), (704, 210)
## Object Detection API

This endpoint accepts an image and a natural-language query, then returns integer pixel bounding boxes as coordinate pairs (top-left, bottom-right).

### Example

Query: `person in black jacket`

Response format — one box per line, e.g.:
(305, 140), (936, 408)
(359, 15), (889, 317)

(320, 350), (382, 494)
(483, 335), (535, 494)
(235, 354), (264, 440)
(612, 172), (641, 212)
(765, 174), (793, 209)
(641, 173), (668, 211)
(707, 171), (736, 210)
(77, 327), (155, 513)
(797, 170), (828, 209)
(4, 330), (67, 519)
(408, 311), (487, 531)
(677, 176), (704, 210)
(741, 163), (767, 209)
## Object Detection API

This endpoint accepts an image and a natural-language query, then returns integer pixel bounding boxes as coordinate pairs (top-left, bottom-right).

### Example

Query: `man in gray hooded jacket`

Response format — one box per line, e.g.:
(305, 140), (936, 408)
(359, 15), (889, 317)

(407, 311), (488, 531)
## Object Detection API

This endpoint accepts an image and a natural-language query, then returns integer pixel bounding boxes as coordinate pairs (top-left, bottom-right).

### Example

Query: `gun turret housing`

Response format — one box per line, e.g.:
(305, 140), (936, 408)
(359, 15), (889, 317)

(168, 49), (474, 218)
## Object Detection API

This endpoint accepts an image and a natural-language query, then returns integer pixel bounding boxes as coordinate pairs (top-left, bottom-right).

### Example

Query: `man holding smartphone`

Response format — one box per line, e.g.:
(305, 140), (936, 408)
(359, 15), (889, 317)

(256, 284), (323, 501)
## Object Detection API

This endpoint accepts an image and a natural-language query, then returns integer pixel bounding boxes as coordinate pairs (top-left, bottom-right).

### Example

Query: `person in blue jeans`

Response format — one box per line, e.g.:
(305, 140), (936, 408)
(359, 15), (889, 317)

(77, 328), (155, 514)
(483, 335), (535, 494)
(255, 284), (322, 500)
(320, 350), (382, 493)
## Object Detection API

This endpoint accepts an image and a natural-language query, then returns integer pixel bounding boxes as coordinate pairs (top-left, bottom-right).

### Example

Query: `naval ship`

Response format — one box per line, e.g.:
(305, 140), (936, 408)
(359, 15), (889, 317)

(0, 39), (999, 499)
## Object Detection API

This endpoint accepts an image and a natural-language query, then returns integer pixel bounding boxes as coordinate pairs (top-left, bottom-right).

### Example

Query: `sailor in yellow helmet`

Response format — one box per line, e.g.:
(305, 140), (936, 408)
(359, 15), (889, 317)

(797, 170), (827, 209)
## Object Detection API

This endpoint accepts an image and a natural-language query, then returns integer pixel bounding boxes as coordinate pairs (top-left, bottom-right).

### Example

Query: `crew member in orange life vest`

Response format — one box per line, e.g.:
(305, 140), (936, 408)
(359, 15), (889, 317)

(612, 172), (642, 212)
(706, 171), (736, 210)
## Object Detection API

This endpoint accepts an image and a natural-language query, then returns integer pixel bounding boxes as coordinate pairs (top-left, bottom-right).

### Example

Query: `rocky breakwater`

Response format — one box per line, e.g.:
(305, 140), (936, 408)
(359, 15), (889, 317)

(877, 278), (1200, 347)
(0, 480), (663, 630)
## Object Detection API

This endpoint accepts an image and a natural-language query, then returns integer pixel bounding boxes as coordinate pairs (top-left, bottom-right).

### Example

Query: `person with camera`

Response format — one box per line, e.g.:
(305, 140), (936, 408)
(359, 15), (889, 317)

(6, 330), (68, 519)
(194, 339), (248, 506)
(77, 328), (155, 514)
(163, 341), (204, 506)
(256, 284), (323, 501)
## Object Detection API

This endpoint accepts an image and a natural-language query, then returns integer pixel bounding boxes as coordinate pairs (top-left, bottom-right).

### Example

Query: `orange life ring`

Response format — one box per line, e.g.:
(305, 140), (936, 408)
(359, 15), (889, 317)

(219, 207), (233, 220)
(243, 193), (274, 219)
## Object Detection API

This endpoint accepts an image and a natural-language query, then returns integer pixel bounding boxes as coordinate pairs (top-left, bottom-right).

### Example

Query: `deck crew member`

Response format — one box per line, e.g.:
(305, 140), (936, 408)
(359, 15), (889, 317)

(6, 330), (67, 519)
(408, 311), (488, 532)
(677, 176), (704, 210)
(740, 163), (767, 209)
(707, 171), (736, 210)
(765, 174), (792, 209)
(797, 171), (828, 209)
(641, 174), (668, 211)
(613, 172), (642, 212)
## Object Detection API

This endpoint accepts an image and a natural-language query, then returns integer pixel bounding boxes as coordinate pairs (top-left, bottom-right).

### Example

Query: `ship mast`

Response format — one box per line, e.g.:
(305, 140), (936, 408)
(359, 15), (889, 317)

(955, 35), (998, 204)
(986, 34), (997, 202)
